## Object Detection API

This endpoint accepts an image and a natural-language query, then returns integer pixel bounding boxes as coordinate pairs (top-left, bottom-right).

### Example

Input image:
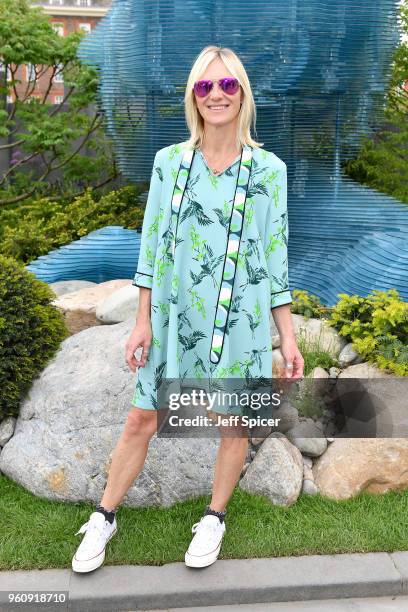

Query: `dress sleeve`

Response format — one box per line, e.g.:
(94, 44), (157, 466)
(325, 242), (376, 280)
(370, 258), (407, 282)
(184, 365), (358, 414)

(264, 160), (293, 310)
(132, 151), (163, 289)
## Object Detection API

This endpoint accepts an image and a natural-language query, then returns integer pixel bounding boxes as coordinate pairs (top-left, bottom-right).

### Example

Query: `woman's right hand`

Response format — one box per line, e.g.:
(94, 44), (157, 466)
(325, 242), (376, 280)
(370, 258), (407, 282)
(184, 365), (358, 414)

(125, 318), (152, 372)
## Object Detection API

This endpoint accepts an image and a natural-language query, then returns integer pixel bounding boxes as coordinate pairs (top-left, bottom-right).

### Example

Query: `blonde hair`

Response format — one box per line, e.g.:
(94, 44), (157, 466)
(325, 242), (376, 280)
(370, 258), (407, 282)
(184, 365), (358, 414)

(184, 46), (264, 151)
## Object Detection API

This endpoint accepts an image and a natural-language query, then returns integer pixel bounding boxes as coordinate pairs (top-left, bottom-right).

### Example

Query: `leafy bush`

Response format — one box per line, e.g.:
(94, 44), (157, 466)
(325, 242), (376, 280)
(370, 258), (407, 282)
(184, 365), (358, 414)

(0, 185), (147, 264)
(327, 289), (408, 376)
(290, 289), (332, 320)
(0, 256), (69, 419)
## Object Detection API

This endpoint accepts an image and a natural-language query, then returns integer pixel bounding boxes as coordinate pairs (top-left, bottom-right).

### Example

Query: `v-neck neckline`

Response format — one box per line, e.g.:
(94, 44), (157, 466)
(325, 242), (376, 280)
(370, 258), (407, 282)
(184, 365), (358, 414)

(196, 148), (242, 177)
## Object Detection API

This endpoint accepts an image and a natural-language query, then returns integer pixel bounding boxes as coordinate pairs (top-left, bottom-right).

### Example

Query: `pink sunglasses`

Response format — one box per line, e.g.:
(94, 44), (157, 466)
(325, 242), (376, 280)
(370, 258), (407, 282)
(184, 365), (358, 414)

(193, 77), (241, 98)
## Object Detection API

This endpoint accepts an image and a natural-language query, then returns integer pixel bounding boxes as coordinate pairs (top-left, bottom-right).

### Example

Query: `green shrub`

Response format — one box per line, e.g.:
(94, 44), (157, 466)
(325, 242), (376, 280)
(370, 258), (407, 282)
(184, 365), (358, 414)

(0, 185), (148, 264)
(0, 256), (69, 419)
(327, 289), (408, 376)
(290, 289), (333, 320)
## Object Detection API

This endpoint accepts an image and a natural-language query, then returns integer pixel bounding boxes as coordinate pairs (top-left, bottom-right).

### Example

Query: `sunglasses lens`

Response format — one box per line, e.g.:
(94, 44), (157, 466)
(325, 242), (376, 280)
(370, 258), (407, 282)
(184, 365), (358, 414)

(221, 78), (239, 94)
(194, 80), (212, 97)
(194, 78), (240, 97)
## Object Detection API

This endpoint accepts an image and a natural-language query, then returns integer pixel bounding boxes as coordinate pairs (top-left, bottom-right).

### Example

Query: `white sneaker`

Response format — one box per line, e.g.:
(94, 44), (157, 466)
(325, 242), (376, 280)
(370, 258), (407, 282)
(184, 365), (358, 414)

(184, 514), (226, 568)
(72, 511), (117, 573)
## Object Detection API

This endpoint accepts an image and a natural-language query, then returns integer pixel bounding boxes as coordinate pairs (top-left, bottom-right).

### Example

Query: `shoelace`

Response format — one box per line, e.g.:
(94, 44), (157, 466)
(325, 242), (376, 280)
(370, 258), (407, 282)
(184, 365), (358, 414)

(191, 517), (222, 539)
(75, 519), (107, 540)
(75, 521), (90, 536)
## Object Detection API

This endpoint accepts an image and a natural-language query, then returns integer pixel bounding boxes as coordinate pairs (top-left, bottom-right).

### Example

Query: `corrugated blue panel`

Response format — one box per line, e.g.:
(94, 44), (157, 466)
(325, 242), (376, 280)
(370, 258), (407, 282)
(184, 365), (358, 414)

(25, 227), (142, 284)
(69, 0), (407, 304)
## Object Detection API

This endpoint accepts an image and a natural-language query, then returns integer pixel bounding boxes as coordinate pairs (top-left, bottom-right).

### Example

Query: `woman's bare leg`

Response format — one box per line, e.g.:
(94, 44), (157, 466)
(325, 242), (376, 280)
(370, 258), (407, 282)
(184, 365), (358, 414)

(100, 407), (159, 510)
(208, 413), (249, 513)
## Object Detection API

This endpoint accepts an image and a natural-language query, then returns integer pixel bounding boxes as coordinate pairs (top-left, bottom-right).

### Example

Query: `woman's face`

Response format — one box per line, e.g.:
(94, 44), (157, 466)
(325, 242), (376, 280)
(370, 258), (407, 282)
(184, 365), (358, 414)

(194, 58), (243, 128)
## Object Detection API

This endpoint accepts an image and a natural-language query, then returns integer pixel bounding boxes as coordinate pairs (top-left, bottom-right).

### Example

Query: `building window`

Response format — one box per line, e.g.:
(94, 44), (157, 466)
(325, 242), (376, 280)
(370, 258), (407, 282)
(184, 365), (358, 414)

(49, 0), (63, 5)
(0, 61), (11, 81)
(79, 23), (92, 34)
(76, 0), (92, 6)
(54, 63), (64, 83)
(52, 22), (64, 36)
(26, 63), (36, 82)
(54, 95), (64, 105)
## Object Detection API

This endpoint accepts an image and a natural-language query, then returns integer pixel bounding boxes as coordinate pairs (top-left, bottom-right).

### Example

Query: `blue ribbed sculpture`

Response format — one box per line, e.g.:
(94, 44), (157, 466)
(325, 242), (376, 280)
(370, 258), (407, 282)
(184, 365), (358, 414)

(25, 227), (142, 284)
(68, 0), (407, 304)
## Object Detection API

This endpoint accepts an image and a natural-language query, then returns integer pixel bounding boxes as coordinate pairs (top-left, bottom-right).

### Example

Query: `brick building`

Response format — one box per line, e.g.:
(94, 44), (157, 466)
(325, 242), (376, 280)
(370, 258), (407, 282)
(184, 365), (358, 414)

(6, 1), (111, 105)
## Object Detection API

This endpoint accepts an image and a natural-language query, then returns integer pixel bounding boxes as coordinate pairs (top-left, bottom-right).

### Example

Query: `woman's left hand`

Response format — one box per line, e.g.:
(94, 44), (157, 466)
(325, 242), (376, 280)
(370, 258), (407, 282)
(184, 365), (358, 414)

(280, 336), (304, 379)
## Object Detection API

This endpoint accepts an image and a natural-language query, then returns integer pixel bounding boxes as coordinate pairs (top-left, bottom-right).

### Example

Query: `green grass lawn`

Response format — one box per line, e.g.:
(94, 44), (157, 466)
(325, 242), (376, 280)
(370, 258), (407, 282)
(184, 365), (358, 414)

(1, 473), (408, 571)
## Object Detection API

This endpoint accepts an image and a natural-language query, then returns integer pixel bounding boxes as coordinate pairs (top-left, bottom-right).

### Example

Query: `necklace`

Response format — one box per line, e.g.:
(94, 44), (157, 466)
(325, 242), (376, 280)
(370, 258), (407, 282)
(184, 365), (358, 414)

(198, 147), (241, 175)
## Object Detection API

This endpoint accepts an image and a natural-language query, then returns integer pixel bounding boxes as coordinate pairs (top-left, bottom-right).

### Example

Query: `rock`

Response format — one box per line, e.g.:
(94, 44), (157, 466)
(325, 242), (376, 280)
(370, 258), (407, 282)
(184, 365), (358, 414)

(291, 314), (348, 358)
(272, 334), (281, 349)
(302, 479), (318, 495)
(272, 401), (300, 433)
(303, 466), (314, 480)
(298, 367), (330, 398)
(336, 364), (405, 438)
(250, 423), (273, 446)
(329, 367), (341, 378)
(239, 436), (303, 506)
(0, 319), (219, 506)
(0, 417), (16, 447)
(241, 462), (250, 477)
(310, 366), (330, 378)
(302, 455), (313, 468)
(52, 279), (131, 334)
(270, 313), (283, 349)
(96, 284), (140, 324)
(313, 438), (408, 500)
(339, 363), (393, 379)
(285, 419), (328, 457)
(251, 437), (266, 446)
(49, 280), (97, 297)
(338, 342), (360, 367)
(272, 348), (286, 377)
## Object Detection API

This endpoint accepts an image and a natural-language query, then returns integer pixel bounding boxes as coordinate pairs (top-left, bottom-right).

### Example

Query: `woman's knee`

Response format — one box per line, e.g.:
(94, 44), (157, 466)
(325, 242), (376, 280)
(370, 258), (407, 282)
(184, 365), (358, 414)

(124, 407), (158, 438)
(218, 425), (249, 449)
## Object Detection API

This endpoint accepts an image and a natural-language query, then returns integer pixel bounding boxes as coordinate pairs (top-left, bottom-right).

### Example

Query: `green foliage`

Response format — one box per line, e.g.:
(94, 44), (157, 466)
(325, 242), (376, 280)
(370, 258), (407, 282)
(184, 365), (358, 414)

(342, 1), (408, 203)
(0, 185), (148, 263)
(0, 0), (117, 204)
(327, 289), (408, 376)
(0, 255), (69, 420)
(290, 289), (333, 320)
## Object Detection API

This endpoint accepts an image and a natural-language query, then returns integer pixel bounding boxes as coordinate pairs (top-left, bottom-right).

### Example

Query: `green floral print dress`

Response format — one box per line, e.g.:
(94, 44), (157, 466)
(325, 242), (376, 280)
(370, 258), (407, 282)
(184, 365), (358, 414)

(131, 141), (292, 413)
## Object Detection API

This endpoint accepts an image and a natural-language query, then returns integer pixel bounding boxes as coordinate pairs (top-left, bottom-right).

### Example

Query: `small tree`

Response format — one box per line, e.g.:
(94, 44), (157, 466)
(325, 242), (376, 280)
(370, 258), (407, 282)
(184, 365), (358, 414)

(0, 0), (119, 206)
(343, 1), (408, 203)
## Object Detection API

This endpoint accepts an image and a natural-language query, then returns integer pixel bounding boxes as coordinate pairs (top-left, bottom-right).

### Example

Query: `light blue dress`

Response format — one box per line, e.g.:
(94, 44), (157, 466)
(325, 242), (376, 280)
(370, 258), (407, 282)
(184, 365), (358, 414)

(131, 141), (292, 414)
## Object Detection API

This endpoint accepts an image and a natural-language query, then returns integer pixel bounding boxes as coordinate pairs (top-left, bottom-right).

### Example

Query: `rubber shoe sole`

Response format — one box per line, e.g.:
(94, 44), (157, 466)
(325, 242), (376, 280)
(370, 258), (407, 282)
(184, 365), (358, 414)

(184, 539), (223, 568)
(72, 527), (117, 573)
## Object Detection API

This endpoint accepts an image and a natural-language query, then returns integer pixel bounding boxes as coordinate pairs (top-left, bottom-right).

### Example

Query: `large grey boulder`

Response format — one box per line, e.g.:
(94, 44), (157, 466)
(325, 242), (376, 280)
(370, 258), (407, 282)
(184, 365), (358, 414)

(313, 438), (408, 500)
(49, 280), (97, 297)
(52, 280), (131, 334)
(239, 435), (303, 506)
(96, 284), (140, 324)
(0, 319), (218, 506)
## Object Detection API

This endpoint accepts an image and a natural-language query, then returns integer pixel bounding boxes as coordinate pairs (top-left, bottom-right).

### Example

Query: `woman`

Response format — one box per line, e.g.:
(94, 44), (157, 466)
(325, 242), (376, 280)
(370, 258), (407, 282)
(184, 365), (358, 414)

(72, 45), (304, 574)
